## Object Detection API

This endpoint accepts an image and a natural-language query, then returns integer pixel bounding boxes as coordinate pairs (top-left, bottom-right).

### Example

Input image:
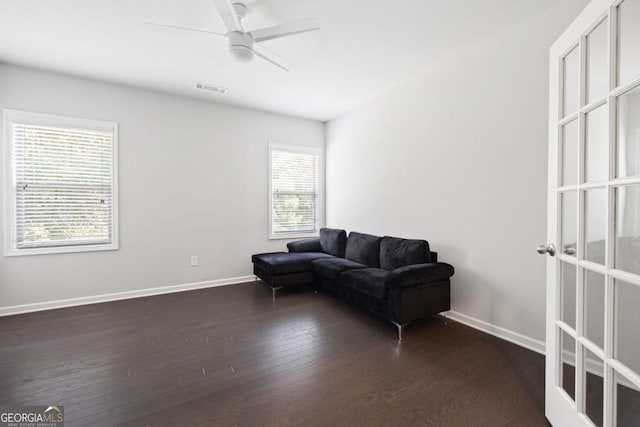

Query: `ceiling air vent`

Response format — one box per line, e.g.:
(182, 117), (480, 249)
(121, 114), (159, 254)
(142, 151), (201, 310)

(194, 82), (228, 95)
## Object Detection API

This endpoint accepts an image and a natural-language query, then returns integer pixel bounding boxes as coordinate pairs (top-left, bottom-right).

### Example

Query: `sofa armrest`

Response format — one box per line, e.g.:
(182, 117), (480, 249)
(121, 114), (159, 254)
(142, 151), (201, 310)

(287, 238), (322, 253)
(385, 262), (454, 289)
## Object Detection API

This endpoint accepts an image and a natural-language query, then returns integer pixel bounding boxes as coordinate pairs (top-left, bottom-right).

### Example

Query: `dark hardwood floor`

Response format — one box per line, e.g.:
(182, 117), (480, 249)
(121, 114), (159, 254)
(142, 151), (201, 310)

(0, 282), (549, 426)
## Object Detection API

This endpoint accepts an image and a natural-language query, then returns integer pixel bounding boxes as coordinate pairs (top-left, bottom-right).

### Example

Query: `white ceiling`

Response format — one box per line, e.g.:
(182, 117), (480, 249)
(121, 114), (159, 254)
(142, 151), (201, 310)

(0, 0), (567, 121)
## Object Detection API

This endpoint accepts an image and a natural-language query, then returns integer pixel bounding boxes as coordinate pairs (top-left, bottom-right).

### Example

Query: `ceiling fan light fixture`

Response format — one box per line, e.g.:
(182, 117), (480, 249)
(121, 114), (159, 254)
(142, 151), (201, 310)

(229, 45), (254, 63)
(227, 31), (254, 63)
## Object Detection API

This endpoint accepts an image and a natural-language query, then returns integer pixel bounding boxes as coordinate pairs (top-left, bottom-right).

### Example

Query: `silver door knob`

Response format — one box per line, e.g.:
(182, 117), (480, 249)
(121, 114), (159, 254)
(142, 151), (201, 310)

(537, 243), (556, 256)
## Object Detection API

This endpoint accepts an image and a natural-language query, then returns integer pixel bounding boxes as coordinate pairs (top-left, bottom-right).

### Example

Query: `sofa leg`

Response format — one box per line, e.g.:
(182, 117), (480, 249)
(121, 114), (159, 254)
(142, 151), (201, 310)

(391, 321), (409, 341)
(271, 286), (282, 300)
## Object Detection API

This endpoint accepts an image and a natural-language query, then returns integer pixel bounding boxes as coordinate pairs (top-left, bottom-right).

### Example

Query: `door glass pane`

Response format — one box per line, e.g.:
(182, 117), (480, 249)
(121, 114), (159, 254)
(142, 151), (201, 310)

(585, 189), (607, 264)
(618, 0), (640, 87)
(562, 191), (578, 257)
(587, 19), (609, 103)
(584, 348), (604, 427)
(563, 120), (580, 186)
(561, 329), (576, 400)
(615, 370), (640, 427)
(564, 46), (580, 116)
(615, 185), (640, 275)
(561, 262), (577, 329)
(617, 85), (640, 178)
(614, 279), (640, 374)
(584, 270), (605, 349)
(586, 105), (609, 183)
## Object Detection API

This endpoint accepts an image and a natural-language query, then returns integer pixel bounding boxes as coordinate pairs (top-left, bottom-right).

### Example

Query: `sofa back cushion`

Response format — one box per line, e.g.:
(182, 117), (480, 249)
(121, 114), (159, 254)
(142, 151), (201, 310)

(345, 232), (382, 267)
(320, 228), (347, 257)
(380, 236), (431, 270)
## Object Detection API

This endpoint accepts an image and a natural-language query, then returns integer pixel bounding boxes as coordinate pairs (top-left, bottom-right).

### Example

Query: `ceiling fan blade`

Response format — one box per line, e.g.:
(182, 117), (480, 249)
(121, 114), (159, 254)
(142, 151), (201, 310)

(250, 17), (319, 43)
(211, 0), (242, 33)
(145, 22), (225, 38)
(253, 44), (292, 72)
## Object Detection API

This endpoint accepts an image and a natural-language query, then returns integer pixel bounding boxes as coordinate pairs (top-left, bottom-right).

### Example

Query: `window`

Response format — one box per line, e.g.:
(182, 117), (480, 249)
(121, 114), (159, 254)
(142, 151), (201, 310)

(269, 143), (322, 239)
(3, 109), (118, 256)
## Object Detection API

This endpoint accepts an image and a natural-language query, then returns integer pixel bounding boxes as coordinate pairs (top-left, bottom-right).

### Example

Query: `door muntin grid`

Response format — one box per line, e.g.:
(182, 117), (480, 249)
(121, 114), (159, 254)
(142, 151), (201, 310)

(555, 2), (640, 425)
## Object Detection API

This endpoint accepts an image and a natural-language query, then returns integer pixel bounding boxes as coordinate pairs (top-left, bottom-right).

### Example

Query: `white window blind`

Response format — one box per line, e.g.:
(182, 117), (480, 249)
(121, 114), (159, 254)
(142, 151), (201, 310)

(3, 110), (118, 255)
(270, 145), (320, 237)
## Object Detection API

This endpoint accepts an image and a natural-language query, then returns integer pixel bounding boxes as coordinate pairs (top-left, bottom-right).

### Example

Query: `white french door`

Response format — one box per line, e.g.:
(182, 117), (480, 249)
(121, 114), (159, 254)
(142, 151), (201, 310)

(545, 0), (640, 426)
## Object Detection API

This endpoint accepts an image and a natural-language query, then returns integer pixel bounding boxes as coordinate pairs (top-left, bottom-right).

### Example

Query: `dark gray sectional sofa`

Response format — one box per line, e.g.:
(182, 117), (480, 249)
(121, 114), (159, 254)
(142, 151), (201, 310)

(252, 228), (454, 339)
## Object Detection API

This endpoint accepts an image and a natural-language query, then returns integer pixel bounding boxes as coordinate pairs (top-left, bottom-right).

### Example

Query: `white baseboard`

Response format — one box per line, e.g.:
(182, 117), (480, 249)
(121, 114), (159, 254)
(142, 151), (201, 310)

(0, 275), (256, 317)
(444, 310), (546, 355)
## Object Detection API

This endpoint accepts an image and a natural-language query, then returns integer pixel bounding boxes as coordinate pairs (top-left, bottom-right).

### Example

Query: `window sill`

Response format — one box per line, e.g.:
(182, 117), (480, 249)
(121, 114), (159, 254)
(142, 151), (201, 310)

(4, 243), (119, 257)
(269, 232), (319, 241)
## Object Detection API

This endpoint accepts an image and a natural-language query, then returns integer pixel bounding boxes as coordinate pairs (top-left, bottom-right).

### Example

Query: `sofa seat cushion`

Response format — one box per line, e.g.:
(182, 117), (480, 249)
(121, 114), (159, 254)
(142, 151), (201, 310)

(311, 257), (367, 281)
(345, 232), (382, 267)
(252, 252), (333, 275)
(338, 268), (390, 299)
(380, 236), (431, 270)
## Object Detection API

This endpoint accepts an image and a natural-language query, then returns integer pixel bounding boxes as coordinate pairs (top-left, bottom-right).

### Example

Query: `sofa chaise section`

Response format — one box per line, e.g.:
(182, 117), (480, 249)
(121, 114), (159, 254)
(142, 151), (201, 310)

(251, 251), (334, 298)
(252, 228), (347, 298)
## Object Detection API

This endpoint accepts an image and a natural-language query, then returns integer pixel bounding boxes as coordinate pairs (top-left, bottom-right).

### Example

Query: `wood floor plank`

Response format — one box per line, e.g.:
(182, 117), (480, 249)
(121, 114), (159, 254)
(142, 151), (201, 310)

(0, 282), (551, 426)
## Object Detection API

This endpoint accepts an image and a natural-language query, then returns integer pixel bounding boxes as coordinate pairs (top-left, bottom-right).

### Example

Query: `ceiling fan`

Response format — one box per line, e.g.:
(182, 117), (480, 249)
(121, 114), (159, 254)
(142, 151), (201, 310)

(145, 0), (320, 72)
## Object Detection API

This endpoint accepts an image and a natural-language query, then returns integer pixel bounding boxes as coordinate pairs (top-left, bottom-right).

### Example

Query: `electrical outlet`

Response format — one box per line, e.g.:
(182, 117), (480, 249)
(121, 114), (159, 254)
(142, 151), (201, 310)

(190, 255), (199, 266)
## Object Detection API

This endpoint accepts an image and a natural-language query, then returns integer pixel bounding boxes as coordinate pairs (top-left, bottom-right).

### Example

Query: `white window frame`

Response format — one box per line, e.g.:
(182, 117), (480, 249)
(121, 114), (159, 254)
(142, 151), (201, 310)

(269, 142), (324, 240)
(2, 109), (119, 256)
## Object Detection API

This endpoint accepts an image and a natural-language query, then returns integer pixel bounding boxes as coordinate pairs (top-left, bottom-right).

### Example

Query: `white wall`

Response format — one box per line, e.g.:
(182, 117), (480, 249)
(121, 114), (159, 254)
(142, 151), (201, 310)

(0, 64), (324, 310)
(326, 0), (588, 344)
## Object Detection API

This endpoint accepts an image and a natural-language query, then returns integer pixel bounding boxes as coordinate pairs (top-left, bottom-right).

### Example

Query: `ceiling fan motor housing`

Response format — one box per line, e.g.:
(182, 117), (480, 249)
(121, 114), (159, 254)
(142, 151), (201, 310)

(228, 31), (254, 62)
